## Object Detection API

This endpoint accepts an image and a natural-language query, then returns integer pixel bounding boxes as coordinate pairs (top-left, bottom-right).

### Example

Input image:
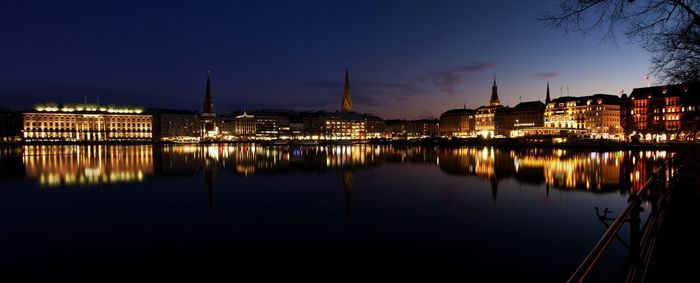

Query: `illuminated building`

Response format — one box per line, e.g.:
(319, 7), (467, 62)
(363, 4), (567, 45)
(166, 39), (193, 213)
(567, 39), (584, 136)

(544, 94), (622, 139)
(303, 112), (368, 140)
(439, 108), (475, 137)
(504, 101), (545, 137)
(544, 96), (584, 131)
(628, 84), (700, 141)
(252, 111), (290, 139)
(475, 77), (504, 137)
(341, 67), (352, 113)
(235, 111), (257, 138)
(200, 71), (219, 139)
(364, 115), (386, 138)
(582, 94), (622, 139)
(22, 103), (152, 142)
(150, 109), (200, 142)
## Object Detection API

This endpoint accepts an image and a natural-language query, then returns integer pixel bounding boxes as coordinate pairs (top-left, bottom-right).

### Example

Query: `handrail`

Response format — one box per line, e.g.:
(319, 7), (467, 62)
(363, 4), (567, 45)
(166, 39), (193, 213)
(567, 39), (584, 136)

(567, 149), (687, 283)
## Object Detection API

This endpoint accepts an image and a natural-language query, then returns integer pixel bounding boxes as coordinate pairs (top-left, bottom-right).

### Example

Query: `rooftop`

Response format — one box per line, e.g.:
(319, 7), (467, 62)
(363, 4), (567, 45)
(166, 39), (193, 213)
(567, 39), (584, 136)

(31, 103), (145, 114)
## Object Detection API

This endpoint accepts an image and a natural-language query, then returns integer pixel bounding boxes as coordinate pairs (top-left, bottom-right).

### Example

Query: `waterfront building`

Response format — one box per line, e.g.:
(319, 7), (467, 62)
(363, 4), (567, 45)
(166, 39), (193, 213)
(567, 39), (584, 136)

(494, 107), (513, 137)
(544, 96), (584, 130)
(200, 71), (219, 139)
(22, 103), (152, 142)
(302, 112), (362, 140)
(494, 101), (547, 138)
(582, 94), (622, 139)
(365, 115), (386, 139)
(250, 110), (291, 139)
(475, 78), (504, 137)
(544, 94), (622, 139)
(405, 119), (439, 138)
(620, 92), (634, 137)
(235, 111), (257, 138)
(385, 119), (407, 138)
(439, 108), (475, 137)
(628, 84), (700, 142)
(289, 120), (304, 139)
(149, 109), (200, 142)
(510, 101), (546, 137)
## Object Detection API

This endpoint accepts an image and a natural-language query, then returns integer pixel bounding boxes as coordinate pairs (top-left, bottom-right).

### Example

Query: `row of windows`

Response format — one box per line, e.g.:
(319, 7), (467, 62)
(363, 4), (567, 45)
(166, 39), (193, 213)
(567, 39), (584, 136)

(25, 115), (150, 122)
(25, 128), (151, 132)
(25, 122), (150, 128)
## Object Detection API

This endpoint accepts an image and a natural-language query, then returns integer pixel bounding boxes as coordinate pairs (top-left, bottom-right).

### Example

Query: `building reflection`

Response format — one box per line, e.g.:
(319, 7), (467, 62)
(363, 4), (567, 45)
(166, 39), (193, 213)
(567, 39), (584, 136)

(22, 145), (153, 187)
(4, 144), (669, 197)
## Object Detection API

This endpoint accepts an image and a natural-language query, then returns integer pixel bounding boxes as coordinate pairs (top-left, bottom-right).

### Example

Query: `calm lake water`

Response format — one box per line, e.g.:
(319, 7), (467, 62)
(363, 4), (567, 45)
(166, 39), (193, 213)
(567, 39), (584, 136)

(0, 144), (672, 280)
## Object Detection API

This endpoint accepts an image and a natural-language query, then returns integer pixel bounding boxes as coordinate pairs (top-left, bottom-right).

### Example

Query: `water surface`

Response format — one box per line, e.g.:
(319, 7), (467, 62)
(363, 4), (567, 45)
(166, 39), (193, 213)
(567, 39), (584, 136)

(0, 145), (670, 280)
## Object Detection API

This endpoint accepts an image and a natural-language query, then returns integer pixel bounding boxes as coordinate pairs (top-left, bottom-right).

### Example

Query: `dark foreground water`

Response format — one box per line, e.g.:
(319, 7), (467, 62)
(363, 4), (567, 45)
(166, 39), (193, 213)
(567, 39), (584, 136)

(0, 145), (672, 281)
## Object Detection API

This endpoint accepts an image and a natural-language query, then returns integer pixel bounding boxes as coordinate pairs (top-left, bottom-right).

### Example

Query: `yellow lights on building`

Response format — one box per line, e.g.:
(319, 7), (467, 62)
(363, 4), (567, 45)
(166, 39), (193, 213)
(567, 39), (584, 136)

(34, 103), (144, 114)
(23, 103), (152, 142)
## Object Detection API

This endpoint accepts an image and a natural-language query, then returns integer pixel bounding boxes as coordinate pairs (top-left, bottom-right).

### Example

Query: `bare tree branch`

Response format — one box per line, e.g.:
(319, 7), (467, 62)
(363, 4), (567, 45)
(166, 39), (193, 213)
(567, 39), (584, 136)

(541, 0), (700, 83)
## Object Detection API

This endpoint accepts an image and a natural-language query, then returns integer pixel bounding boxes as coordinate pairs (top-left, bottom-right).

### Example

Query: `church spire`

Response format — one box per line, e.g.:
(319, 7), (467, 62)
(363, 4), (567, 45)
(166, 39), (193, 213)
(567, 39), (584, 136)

(490, 76), (501, 106)
(545, 81), (551, 104)
(203, 70), (215, 115)
(341, 66), (352, 113)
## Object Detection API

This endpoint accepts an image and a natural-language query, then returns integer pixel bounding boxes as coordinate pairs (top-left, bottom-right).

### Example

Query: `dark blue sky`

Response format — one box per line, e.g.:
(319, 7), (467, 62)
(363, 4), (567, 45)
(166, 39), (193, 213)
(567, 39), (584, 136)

(0, 0), (652, 119)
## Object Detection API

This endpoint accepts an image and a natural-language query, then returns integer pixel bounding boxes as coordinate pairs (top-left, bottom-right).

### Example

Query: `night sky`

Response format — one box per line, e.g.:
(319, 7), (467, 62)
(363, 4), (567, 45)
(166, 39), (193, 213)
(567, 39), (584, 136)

(1, 0), (653, 119)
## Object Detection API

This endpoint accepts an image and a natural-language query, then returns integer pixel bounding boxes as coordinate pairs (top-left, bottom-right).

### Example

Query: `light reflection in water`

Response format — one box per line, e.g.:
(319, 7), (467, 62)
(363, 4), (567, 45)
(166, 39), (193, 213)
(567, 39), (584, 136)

(7, 144), (671, 194)
(22, 145), (153, 187)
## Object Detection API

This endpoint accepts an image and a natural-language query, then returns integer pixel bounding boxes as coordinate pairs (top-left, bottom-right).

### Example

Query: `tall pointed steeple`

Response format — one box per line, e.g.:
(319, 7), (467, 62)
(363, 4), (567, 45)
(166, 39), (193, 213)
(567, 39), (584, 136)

(341, 67), (352, 112)
(490, 76), (501, 106)
(545, 81), (551, 104)
(203, 70), (215, 115)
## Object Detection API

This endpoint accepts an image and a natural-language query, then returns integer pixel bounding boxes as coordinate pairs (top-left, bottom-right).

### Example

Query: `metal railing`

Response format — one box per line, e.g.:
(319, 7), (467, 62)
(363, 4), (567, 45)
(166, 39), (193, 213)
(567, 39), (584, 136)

(567, 148), (690, 283)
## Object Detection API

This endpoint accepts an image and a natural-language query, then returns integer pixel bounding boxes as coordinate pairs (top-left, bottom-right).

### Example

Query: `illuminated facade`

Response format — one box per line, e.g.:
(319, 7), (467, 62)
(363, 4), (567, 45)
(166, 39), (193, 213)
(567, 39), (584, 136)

(582, 94), (622, 139)
(544, 94), (622, 138)
(475, 78), (503, 137)
(439, 108), (475, 137)
(544, 96), (584, 130)
(254, 113), (290, 139)
(627, 84), (700, 141)
(23, 103), (152, 142)
(234, 112), (257, 138)
(302, 112), (384, 140)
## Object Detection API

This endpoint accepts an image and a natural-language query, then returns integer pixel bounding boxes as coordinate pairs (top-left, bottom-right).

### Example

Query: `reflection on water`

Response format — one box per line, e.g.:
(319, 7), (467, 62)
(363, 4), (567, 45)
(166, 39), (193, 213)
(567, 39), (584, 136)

(0, 144), (676, 280)
(4, 144), (670, 195)
(22, 145), (153, 186)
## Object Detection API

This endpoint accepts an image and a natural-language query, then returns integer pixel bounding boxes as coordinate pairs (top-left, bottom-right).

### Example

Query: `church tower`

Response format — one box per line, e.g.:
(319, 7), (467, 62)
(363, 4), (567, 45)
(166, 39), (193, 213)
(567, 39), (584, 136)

(203, 71), (215, 117)
(201, 71), (218, 138)
(490, 76), (501, 106)
(545, 81), (551, 104)
(341, 67), (352, 113)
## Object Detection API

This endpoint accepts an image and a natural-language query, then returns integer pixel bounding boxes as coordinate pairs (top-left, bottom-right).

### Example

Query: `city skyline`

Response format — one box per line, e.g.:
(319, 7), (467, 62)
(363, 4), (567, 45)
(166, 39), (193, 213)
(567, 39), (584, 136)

(1, 0), (653, 119)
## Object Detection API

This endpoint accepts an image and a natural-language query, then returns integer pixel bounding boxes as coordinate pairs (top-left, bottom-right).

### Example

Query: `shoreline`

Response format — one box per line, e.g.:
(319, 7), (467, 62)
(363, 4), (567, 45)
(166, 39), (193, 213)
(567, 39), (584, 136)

(0, 138), (694, 150)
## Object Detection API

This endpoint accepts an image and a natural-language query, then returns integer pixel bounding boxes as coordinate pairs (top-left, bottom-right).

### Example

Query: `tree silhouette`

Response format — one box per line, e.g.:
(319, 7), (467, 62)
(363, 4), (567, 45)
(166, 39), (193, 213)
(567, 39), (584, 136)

(541, 0), (700, 83)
